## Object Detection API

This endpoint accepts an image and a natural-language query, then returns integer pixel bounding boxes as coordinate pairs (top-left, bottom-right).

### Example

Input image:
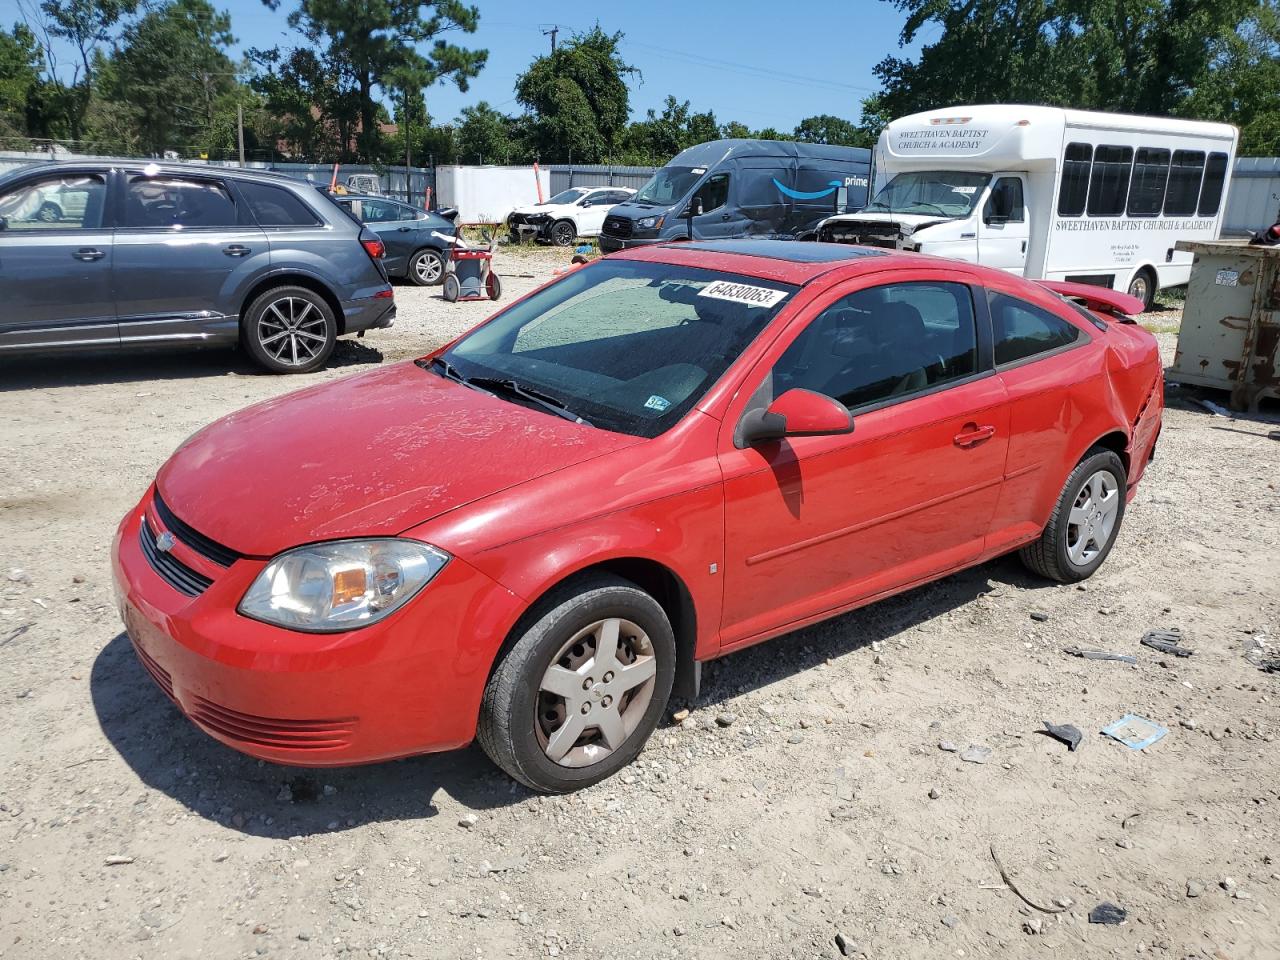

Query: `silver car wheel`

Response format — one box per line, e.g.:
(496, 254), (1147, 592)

(256, 297), (329, 367)
(1066, 469), (1120, 566)
(413, 251), (443, 284)
(1128, 273), (1149, 304)
(536, 617), (657, 768)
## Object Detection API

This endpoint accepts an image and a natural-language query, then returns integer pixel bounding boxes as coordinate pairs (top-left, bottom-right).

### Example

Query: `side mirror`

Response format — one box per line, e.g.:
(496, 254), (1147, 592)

(684, 196), (704, 218)
(835, 185), (848, 213)
(737, 388), (854, 447)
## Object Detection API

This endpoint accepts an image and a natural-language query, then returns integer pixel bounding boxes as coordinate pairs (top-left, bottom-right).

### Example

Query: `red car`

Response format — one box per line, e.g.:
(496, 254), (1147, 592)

(112, 240), (1163, 793)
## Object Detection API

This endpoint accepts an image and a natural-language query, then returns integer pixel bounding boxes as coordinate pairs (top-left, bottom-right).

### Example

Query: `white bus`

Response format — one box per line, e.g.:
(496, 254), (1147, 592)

(816, 105), (1238, 309)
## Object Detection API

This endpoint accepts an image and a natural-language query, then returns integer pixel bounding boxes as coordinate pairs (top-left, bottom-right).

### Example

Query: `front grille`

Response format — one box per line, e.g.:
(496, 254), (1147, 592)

(153, 492), (241, 567)
(130, 637), (175, 702)
(140, 517), (213, 597)
(603, 215), (632, 239)
(188, 695), (356, 750)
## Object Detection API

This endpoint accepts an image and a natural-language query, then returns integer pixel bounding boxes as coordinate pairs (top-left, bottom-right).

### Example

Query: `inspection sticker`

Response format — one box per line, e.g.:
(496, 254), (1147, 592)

(643, 395), (671, 412)
(697, 280), (787, 307)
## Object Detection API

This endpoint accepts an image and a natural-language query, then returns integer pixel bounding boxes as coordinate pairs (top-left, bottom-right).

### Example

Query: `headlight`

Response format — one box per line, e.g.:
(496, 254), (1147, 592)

(238, 539), (449, 632)
(636, 215), (663, 229)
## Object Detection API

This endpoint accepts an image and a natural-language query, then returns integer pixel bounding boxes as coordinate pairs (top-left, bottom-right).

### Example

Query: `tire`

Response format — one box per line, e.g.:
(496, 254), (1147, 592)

(550, 219), (576, 247)
(1019, 448), (1127, 583)
(36, 201), (62, 222)
(487, 271), (502, 301)
(442, 274), (460, 302)
(1127, 268), (1156, 312)
(242, 285), (337, 374)
(477, 573), (677, 793)
(407, 248), (445, 286)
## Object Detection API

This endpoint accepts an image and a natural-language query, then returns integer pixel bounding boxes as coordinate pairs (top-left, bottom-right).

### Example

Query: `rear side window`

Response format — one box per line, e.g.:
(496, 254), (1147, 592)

(990, 292), (1084, 366)
(0, 173), (106, 230)
(1087, 146), (1133, 216)
(1127, 148), (1170, 217)
(1058, 143), (1092, 216)
(239, 181), (321, 227)
(124, 177), (237, 228)
(1163, 150), (1205, 216)
(1197, 152), (1229, 216)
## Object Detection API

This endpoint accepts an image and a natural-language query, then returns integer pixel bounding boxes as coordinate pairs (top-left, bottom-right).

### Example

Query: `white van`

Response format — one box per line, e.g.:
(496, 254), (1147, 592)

(816, 105), (1238, 309)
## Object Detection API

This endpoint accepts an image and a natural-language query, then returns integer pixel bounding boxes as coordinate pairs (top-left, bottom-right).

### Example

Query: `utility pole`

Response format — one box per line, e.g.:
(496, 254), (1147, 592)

(404, 87), (412, 206)
(542, 25), (558, 54)
(237, 103), (246, 166)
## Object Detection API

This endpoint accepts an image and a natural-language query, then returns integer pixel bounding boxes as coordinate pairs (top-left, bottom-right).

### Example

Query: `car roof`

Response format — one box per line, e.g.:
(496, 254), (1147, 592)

(0, 159), (318, 190)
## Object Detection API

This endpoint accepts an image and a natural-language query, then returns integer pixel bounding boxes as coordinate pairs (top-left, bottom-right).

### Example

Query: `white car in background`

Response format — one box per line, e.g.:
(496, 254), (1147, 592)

(507, 186), (637, 246)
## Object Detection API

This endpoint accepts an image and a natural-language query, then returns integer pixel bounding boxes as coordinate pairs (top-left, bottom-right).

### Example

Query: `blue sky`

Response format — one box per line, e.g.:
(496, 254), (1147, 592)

(2, 0), (931, 129)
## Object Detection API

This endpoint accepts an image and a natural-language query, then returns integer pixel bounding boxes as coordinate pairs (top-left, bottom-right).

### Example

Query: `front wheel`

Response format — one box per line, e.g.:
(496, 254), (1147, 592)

(242, 285), (337, 374)
(1019, 448), (1127, 583)
(408, 248), (445, 286)
(550, 220), (576, 247)
(477, 574), (676, 793)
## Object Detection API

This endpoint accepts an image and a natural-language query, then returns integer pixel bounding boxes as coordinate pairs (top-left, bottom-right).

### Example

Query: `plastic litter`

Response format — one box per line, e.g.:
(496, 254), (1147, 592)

(1140, 628), (1194, 657)
(1063, 646), (1137, 664)
(1101, 714), (1168, 750)
(1088, 901), (1127, 925)
(959, 744), (992, 764)
(1041, 721), (1083, 751)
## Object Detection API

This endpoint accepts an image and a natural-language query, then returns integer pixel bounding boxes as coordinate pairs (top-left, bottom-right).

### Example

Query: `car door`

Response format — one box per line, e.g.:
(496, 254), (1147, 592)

(573, 190), (614, 236)
(0, 170), (116, 351)
(688, 172), (740, 240)
(351, 198), (420, 275)
(717, 271), (1010, 648)
(978, 175), (1029, 274)
(113, 169), (266, 345)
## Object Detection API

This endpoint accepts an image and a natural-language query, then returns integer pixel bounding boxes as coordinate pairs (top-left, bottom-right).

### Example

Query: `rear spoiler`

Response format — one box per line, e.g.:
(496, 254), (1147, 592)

(1036, 280), (1145, 320)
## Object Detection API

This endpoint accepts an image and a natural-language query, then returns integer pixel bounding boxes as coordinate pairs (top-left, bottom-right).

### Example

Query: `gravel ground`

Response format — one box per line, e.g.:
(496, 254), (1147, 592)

(1, 250), (1278, 960)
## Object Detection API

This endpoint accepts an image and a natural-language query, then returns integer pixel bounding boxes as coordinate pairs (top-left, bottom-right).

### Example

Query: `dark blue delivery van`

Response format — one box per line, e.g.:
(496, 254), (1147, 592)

(598, 139), (871, 252)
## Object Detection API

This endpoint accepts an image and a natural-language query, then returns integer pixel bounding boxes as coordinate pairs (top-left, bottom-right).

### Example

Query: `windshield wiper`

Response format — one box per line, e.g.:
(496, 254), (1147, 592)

(467, 376), (593, 426)
(423, 355), (466, 383)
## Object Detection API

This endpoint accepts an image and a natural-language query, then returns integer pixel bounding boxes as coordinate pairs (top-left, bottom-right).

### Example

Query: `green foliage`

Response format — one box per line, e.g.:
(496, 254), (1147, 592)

(515, 26), (635, 162)
(793, 114), (872, 147)
(0, 24), (44, 138)
(455, 101), (521, 163)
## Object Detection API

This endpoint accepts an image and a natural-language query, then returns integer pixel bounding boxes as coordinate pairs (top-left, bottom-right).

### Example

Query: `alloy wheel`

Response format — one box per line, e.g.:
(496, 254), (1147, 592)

(256, 297), (329, 368)
(414, 252), (442, 284)
(1066, 469), (1120, 565)
(1128, 274), (1149, 305)
(535, 617), (657, 768)
(551, 222), (575, 246)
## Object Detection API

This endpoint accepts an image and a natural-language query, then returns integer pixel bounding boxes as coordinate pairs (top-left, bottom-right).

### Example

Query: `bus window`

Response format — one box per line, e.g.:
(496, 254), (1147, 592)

(1127, 148), (1170, 217)
(1197, 152), (1229, 217)
(1163, 150), (1204, 216)
(1058, 143), (1092, 217)
(1087, 145), (1133, 217)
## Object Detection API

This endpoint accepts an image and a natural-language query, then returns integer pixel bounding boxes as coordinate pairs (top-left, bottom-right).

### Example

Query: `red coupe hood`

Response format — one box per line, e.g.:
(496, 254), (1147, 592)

(156, 361), (639, 557)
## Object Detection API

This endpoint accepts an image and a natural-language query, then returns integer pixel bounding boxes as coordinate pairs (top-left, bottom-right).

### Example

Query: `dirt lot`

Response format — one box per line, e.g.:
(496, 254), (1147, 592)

(1, 248), (1278, 960)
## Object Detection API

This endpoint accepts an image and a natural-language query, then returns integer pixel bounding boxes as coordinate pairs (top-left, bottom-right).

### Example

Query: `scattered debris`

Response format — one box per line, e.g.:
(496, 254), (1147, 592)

(960, 744), (992, 764)
(1257, 657), (1280, 675)
(1101, 714), (1168, 750)
(1088, 901), (1127, 925)
(988, 845), (1068, 914)
(1063, 646), (1137, 664)
(938, 740), (959, 752)
(928, 786), (941, 800)
(1186, 880), (1204, 898)
(457, 814), (478, 829)
(1195, 398), (1230, 417)
(104, 855), (135, 866)
(671, 708), (690, 723)
(1040, 721), (1084, 752)
(1030, 611), (1050, 622)
(714, 713), (736, 728)
(833, 932), (852, 957)
(1141, 628), (1194, 657)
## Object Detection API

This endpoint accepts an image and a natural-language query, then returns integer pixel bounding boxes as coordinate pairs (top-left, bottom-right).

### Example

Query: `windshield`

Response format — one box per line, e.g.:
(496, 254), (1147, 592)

(866, 171), (991, 217)
(544, 188), (587, 205)
(439, 259), (796, 438)
(633, 166), (704, 206)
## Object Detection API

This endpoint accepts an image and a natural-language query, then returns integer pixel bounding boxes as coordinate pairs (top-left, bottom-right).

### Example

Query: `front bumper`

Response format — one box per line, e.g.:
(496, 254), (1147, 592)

(111, 492), (524, 766)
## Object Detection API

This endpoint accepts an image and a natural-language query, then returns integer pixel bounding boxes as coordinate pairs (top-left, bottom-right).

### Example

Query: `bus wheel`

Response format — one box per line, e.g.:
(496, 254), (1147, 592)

(1127, 268), (1156, 312)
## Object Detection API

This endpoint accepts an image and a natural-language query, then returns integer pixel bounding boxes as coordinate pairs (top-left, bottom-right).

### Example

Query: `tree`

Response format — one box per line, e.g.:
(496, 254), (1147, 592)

(794, 113), (872, 147)
(0, 24), (43, 136)
(624, 96), (720, 163)
(102, 0), (238, 156)
(267, 0), (487, 161)
(720, 120), (752, 139)
(38, 0), (140, 138)
(456, 101), (520, 163)
(515, 26), (636, 162)
(250, 45), (361, 159)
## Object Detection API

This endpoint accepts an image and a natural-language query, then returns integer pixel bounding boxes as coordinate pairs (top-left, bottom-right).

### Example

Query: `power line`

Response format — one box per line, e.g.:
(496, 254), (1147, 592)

(621, 40), (879, 96)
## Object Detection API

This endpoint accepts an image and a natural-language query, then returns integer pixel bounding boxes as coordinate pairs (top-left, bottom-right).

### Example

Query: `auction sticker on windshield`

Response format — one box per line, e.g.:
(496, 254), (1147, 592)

(697, 280), (787, 307)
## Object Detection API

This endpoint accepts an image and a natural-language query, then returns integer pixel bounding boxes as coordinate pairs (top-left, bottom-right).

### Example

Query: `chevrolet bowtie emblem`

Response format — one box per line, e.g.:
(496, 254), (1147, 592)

(154, 531), (176, 553)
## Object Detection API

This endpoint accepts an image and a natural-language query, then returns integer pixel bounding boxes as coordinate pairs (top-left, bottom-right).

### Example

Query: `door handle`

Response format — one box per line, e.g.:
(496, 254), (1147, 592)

(72, 247), (105, 262)
(1021, 240), (1027, 253)
(223, 244), (250, 257)
(721, 213), (731, 220)
(953, 423), (996, 447)
(397, 226), (411, 232)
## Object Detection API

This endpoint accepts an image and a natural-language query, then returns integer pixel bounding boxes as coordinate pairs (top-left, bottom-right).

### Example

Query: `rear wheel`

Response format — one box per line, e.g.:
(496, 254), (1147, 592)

(477, 574), (676, 793)
(1019, 448), (1127, 583)
(36, 201), (62, 222)
(242, 285), (336, 374)
(442, 274), (460, 302)
(408, 248), (445, 286)
(550, 219), (576, 247)
(486, 271), (502, 301)
(1127, 268), (1156, 312)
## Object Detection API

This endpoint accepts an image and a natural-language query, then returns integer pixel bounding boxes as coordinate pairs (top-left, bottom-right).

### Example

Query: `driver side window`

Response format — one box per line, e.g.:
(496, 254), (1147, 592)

(698, 173), (730, 213)
(772, 281), (979, 410)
